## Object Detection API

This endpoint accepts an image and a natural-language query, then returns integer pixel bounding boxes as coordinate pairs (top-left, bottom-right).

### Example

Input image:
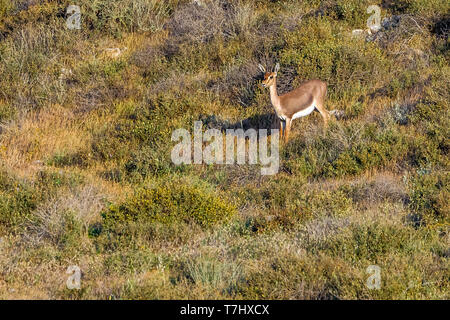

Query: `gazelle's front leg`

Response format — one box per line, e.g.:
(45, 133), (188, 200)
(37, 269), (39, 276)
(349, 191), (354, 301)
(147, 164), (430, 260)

(279, 119), (285, 143)
(285, 118), (292, 143)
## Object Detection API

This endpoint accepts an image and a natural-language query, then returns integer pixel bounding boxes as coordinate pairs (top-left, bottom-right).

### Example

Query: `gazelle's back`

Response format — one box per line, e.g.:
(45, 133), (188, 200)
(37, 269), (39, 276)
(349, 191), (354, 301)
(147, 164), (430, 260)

(280, 80), (326, 118)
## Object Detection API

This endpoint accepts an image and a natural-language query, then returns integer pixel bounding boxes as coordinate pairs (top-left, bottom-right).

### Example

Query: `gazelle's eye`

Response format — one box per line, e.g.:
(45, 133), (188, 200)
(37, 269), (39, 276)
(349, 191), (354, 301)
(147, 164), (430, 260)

(269, 76), (273, 79)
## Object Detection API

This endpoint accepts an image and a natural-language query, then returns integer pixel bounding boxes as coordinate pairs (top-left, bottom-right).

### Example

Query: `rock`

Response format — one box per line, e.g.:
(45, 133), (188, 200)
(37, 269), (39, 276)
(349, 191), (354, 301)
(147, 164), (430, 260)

(352, 29), (366, 38)
(58, 67), (73, 82)
(193, 0), (205, 6)
(330, 110), (345, 120)
(32, 160), (44, 166)
(104, 47), (128, 59)
(368, 25), (381, 34)
(381, 15), (402, 30)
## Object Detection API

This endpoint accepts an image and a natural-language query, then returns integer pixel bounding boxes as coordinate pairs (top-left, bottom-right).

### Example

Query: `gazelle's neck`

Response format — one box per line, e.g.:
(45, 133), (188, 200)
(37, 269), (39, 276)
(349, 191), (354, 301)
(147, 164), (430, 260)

(269, 79), (282, 114)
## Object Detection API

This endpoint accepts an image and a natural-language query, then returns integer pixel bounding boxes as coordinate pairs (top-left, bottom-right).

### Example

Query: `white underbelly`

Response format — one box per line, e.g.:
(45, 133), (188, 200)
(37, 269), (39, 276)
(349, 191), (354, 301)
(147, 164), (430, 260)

(292, 105), (316, 120)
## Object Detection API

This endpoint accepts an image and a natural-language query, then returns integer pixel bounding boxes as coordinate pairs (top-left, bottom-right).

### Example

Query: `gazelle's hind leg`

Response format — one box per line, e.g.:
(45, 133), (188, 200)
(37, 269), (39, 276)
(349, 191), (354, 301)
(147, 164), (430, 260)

(315, 99), (330, 128)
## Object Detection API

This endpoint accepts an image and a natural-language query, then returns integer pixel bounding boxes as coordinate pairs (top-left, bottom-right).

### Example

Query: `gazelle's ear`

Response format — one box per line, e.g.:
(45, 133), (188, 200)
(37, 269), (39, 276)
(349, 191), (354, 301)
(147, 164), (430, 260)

(274, 63), (280, 73)
(258, 64), (266, 73)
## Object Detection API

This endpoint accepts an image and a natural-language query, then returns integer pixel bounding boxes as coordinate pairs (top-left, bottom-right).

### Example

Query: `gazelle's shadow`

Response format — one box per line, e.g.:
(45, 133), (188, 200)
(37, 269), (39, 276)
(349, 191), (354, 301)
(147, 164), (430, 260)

(200, 113), (279, 136)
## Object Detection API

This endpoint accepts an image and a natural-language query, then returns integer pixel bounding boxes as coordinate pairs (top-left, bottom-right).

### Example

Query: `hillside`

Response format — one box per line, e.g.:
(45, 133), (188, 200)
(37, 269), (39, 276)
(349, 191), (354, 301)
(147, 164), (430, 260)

(0, 0), (448, 299)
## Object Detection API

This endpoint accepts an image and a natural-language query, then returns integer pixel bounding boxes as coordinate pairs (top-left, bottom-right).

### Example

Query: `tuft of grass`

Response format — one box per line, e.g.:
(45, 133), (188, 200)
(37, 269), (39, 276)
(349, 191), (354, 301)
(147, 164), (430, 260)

(184, 254), (244, 292)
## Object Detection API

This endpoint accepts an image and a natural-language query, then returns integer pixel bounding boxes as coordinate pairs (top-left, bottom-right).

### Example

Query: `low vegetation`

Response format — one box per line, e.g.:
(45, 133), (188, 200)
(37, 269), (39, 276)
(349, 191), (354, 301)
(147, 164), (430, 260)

(0, 0), (448, 299)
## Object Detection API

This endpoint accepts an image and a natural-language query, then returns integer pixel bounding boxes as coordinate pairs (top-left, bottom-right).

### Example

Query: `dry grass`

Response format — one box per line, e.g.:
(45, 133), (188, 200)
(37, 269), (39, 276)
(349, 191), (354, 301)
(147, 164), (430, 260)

(0, 106), (91, 171)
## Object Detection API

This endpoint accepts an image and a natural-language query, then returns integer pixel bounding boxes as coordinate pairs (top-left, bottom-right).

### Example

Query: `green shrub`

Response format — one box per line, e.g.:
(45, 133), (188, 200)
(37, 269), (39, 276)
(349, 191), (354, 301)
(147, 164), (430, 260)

(0, 171), (37, 232)
(102, 179), (236, 228)
(0, 101), (15, 121)
(333, 0), (371, 28)
(408, 171), (449, 226)
(321, 222), (417, 263)
(386, 0), (450, 17)
(388, 70), (421, 98)
(238, 176), (353, 227)
(0, 0), (14, 18)
(47, 151), (91, 168)
(35, 169), (85, 193)
(0, 168), (87, 233)
(405, 97), (448, 168)
(332, 126), (406, 176)
(284, 121), (407, 178)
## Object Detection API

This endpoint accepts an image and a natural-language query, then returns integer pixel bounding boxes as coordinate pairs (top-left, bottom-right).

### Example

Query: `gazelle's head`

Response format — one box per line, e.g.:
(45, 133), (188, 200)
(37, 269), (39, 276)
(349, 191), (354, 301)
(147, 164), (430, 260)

(259, 63), (280, 88)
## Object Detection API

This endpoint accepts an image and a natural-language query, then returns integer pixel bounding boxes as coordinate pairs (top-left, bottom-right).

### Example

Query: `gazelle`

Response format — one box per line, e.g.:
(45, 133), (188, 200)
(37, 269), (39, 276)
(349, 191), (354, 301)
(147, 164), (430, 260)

(259, 63), (331, 142)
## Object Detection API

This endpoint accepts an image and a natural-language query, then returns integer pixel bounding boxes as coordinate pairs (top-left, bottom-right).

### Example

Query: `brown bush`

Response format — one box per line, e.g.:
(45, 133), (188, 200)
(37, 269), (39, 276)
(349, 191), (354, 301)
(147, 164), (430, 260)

(163, 0), (256, 57)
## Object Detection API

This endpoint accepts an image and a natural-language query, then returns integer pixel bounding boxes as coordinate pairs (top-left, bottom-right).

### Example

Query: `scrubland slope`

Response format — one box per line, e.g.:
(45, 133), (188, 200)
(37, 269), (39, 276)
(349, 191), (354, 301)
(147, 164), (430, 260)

(0, 0), (448, 299)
